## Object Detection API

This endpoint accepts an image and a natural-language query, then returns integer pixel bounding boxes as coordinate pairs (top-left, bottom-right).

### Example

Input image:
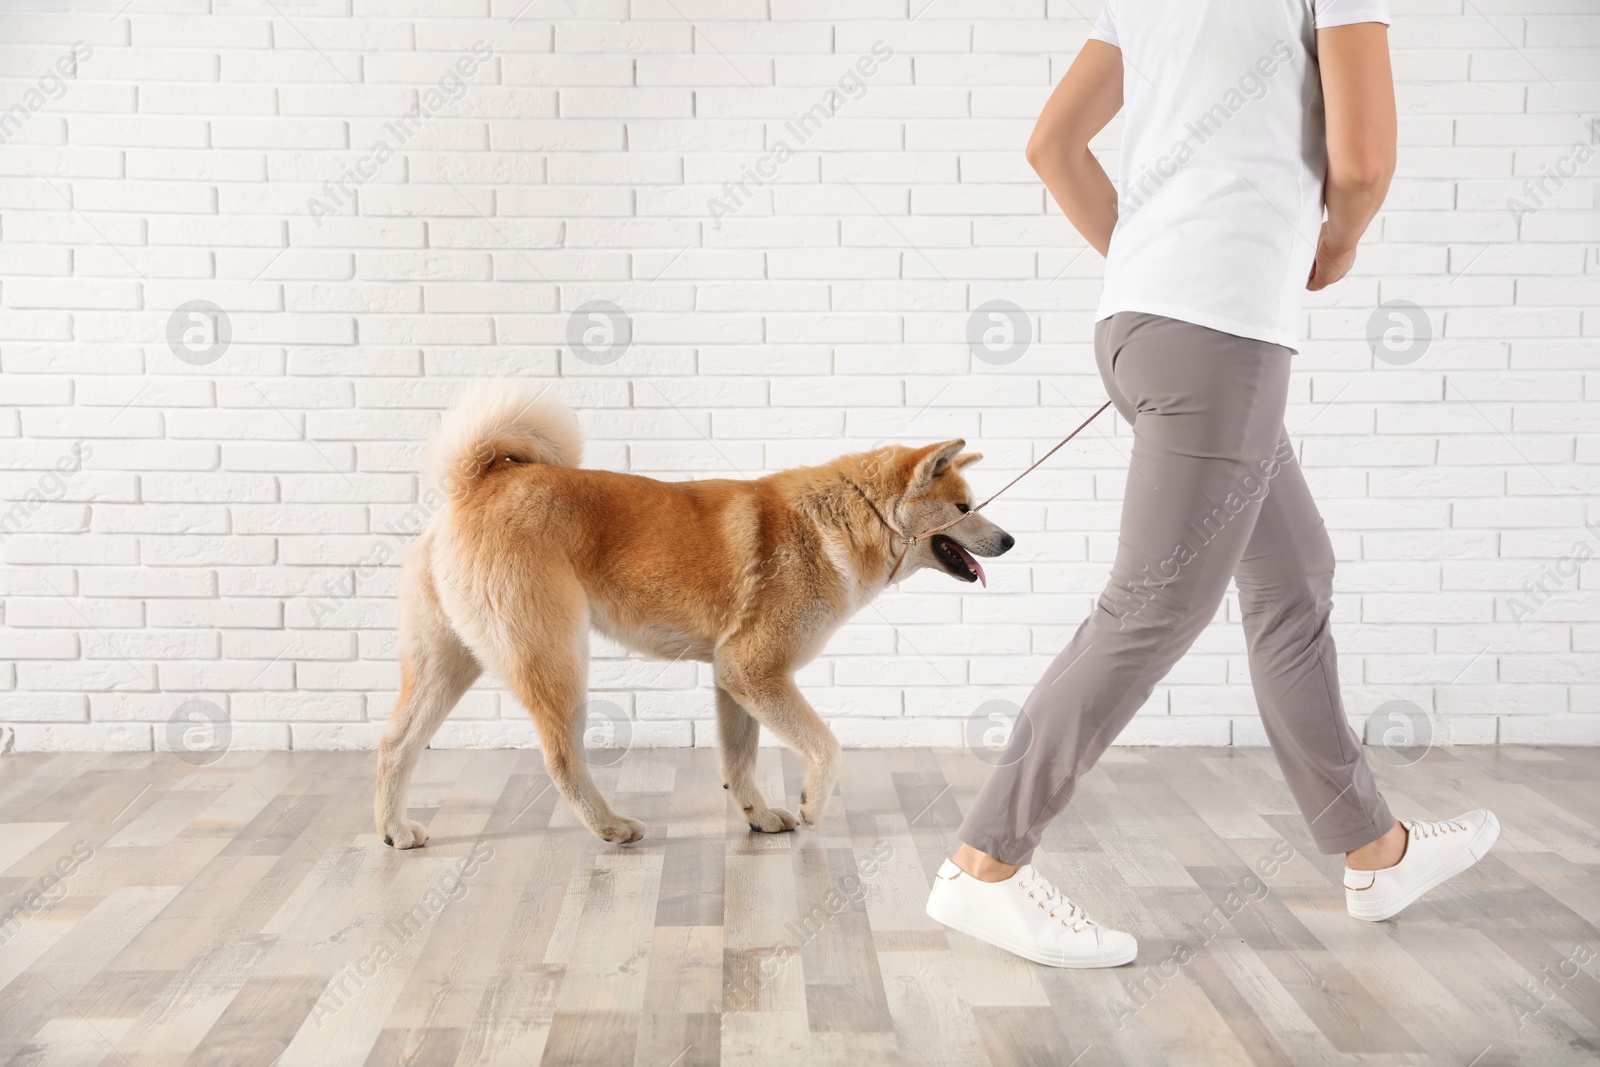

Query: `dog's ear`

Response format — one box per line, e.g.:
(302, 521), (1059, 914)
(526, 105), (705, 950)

(905, 439), (966, 492)
(953, 452), (983, 471)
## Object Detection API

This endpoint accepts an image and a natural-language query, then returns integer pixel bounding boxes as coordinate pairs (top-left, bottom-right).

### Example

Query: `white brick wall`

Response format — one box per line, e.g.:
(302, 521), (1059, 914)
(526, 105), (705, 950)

(1, 0), (1596, 756)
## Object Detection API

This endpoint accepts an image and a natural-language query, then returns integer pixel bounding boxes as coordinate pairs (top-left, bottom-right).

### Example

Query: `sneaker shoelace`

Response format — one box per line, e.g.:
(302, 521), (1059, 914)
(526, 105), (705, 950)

(1017, 868), (1093, 933)
(1406, 817), (1467, 841)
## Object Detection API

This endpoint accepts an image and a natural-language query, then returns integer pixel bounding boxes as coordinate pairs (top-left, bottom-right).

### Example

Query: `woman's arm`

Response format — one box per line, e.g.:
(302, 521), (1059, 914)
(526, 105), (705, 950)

(1308, 22), (1396, 291)
(1025, 40), (1124, 257)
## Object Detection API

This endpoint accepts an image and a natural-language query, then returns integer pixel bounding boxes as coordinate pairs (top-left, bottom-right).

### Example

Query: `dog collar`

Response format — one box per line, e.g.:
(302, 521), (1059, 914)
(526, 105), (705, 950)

(842, 399), (1112, 586)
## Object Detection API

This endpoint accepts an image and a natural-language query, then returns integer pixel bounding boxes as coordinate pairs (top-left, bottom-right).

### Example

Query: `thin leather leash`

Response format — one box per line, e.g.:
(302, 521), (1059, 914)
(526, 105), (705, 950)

(850, 399), (1114, 584)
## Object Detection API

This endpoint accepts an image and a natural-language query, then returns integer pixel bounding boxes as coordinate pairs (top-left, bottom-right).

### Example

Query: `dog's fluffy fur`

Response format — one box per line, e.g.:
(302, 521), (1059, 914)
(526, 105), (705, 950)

(375, 379), (1013, 848)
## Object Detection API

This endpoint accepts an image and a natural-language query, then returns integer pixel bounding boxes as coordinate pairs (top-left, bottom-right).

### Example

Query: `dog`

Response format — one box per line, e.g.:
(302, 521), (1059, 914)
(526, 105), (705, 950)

(375, 379), (1014, 848)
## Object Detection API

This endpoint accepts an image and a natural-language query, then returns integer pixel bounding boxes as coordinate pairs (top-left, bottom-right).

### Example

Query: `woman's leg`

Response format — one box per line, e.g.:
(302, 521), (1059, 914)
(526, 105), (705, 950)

(957, 312), (1293, 865)
(1233, 429), (1396, 853)
(1258, 446), (1508, 922)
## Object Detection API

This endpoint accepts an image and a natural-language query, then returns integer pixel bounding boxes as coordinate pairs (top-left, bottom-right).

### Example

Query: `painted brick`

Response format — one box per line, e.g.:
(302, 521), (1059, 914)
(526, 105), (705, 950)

(0, 3), (1591, 754)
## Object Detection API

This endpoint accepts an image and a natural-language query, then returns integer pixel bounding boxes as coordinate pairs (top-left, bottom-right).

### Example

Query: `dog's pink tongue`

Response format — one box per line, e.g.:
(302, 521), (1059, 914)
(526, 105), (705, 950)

(972, 558), (986, 588)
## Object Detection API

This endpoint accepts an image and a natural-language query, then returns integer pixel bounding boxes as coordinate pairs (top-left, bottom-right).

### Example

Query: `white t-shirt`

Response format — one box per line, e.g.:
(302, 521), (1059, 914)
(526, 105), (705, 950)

(1088, 0), (1391, 349)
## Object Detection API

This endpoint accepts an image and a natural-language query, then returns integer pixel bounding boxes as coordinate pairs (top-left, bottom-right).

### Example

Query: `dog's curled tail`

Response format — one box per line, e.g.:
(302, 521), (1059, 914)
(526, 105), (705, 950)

(425, 379), (583, 499)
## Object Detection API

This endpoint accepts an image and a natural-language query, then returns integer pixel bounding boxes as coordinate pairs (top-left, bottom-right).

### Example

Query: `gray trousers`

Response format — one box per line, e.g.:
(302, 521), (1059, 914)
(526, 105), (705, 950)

(959, 312), (1395, 864)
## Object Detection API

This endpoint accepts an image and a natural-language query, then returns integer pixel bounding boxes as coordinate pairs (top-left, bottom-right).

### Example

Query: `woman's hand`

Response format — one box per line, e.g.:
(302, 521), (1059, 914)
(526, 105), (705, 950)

(1311, 23), (1396, 291)
(1307, 223), (1358, 291)
(1026, 40), (1124, 256)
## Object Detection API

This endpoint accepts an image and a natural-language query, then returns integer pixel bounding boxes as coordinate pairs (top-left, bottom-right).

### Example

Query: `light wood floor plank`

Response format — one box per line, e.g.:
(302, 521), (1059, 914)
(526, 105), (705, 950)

(0, 746), (1595, 1065)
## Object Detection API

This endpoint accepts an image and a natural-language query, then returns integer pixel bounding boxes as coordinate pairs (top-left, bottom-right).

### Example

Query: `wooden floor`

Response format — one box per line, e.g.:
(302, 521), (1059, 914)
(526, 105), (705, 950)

(1, 744), (1597, 1066)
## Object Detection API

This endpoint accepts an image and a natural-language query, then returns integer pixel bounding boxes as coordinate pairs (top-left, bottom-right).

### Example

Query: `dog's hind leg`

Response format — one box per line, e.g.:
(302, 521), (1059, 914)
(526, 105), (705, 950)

(376, 566), (481, 850)
(503, 590), (644, 845)
(717, 685), (797, 834)
(513, 663), (645, 845)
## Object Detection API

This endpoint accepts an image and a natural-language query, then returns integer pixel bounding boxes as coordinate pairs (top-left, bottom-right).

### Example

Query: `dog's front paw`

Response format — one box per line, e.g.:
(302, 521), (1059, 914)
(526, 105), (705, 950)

(746, 806), (798, 834)
(595, 815), (646, 845)
(382, 819), (430, 850)
(798, 793), (829, 829)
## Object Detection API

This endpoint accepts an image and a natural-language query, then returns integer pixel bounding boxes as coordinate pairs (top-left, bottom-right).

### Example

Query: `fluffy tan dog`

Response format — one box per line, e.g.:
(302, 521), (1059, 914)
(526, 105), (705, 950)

(375, 380), (1013, 848)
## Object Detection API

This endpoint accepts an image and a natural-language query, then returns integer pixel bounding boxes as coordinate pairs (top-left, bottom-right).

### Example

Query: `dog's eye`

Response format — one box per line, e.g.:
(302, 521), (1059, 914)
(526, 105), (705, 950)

(955, 502), (970, 513)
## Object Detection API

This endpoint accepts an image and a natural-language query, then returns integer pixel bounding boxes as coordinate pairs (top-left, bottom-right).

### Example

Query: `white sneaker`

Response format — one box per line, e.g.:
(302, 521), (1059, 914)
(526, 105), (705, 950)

(925, 859), (1137, 968)
(1345, 809), (1500, 922)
